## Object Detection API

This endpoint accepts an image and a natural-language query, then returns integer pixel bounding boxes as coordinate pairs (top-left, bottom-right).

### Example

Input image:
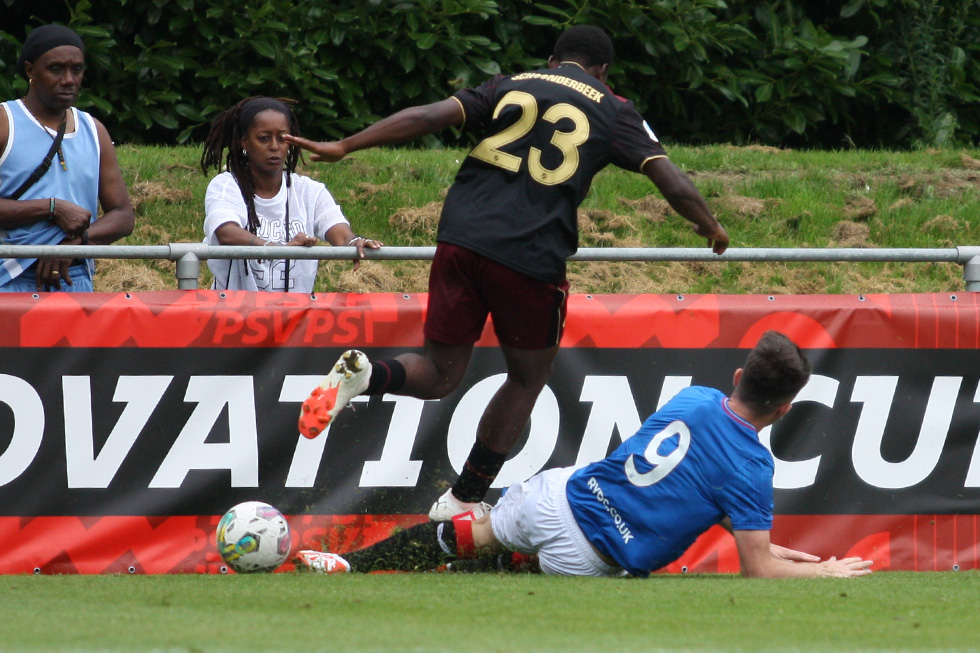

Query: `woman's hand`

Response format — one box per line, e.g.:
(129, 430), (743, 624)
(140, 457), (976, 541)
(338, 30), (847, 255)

(286, 232), (318, 247)
(347, 235), (382, 271)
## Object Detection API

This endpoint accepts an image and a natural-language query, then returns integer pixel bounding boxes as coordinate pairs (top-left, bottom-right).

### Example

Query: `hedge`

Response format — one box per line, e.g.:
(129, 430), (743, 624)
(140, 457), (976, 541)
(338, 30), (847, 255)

(1, 0), (977, 148)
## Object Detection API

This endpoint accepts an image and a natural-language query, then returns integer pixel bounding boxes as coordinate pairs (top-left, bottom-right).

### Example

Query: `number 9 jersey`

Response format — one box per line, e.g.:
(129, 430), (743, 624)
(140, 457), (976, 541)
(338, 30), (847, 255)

(565, 386), (775, 577)
(440, 63), (667, 284)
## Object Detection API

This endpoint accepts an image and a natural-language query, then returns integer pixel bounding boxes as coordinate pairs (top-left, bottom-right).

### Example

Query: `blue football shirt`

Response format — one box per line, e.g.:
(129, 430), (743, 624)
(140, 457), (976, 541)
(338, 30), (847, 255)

(566, 386), (774, 577)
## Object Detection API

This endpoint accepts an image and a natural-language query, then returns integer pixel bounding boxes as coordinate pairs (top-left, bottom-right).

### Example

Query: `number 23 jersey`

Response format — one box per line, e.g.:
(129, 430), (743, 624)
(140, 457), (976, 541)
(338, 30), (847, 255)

(441, 63), (667, 283)
(566, 386), (775, 577)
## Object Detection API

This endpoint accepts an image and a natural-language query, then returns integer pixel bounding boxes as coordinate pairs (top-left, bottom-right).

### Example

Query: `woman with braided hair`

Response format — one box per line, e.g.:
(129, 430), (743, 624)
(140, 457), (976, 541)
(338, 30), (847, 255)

(201, 96), (381, 292)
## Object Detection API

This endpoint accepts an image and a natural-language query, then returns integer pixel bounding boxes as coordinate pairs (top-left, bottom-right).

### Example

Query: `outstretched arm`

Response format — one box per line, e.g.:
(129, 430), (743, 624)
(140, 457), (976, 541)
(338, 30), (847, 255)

(285, 98), (464, 162)
(733, 528), (873, 578)
(643, 157), (728, 254)
(719, 517), (819, 564)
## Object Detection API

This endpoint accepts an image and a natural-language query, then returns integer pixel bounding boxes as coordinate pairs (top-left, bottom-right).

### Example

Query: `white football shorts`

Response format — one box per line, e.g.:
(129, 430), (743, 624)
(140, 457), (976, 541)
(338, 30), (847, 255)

(490, 466), (627, 577)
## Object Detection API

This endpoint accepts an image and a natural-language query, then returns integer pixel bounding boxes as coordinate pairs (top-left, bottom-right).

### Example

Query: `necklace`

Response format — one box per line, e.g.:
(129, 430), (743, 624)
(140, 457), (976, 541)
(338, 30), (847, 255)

(47, 112), (68, 171)
(23, 100), (68, 171)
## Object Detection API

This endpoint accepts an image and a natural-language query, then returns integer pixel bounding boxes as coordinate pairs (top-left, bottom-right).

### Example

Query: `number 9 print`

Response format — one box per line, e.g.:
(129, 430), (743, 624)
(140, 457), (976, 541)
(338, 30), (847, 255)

(624, 420), (691, 487)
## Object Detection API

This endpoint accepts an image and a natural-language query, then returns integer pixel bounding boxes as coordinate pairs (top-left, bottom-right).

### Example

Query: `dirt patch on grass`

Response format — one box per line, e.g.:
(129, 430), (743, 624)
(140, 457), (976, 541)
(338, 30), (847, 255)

(129, 182), (192, 218)
(130, 181), (192, 213)
(744, 144), (788, 154)
(389, 202), (442, 242)
(686, 170), (752, 192)
(568, 260), (710, 294)
(936, 171), (980, 197)
(713, 195), (770, 219)
(961, 153), (980, 170)
(896, 176), (922, 197)
(578, 209), (637, 245)
(95, 258), (172, 292)
(327, 260), (429, 293)
(739, 263), (827, 295)
(832, 221), (872, 247)
(619, 196), (673, 222)
(346, 182), (394, 201)
(843, 195), (877, 221)
(568, 262), (657, 293)
(722, 143), (789, 155)
(131, 223), (172, 244)
(922, 214), (964, 233)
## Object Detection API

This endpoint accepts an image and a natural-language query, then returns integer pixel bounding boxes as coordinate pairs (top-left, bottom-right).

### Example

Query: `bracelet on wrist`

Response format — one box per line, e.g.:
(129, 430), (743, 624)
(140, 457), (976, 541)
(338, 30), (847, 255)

(48, 198), (56, 221)
(347, 235), (363, 246)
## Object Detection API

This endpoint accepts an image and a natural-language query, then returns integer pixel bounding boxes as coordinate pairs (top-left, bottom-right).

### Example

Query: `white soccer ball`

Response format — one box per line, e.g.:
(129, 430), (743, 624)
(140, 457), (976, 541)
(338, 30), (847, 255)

(216, 501), (292, 573)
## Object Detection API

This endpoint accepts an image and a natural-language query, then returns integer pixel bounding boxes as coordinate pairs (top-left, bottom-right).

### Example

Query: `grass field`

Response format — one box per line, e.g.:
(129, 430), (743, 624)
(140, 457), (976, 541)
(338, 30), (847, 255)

(108, 144), (980, 295)
(2, 571), (978, 651)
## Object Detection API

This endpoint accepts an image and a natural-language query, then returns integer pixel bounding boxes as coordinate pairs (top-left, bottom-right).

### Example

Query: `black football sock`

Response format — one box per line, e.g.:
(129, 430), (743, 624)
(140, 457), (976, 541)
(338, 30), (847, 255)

(345, 521), (457, 573)
(365, 359), (407, 395)
(451, 439), (508, 503)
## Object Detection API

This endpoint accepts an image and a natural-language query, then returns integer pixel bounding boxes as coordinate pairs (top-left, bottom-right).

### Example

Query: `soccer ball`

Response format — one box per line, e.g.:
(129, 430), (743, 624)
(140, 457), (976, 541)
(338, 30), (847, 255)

(216, 501), (292, 573)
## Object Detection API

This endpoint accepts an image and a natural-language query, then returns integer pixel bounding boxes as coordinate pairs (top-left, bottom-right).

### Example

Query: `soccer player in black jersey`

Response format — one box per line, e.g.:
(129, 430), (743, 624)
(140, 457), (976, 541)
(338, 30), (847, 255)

(288, 25), (729, 520)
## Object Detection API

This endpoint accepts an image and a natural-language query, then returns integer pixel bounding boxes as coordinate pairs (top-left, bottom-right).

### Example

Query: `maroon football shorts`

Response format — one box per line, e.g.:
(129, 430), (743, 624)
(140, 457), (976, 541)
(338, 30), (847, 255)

(424, 242), (569, 349)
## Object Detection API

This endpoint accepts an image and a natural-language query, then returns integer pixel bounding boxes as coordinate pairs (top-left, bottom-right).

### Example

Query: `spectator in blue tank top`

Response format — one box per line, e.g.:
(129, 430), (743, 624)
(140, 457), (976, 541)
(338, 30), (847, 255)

(0, 24), (134, 292)
(295, 331), (874, 579)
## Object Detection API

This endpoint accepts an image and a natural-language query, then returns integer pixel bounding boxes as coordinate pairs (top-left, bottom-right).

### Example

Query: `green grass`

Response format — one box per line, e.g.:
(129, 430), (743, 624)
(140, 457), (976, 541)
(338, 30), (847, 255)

(109, 144), (980, 294)
(1, 571), (977, 651)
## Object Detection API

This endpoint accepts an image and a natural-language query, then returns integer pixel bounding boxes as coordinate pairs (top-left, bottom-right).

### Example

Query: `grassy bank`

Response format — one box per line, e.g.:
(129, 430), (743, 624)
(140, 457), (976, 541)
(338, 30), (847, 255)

(108, 145), (980, 294)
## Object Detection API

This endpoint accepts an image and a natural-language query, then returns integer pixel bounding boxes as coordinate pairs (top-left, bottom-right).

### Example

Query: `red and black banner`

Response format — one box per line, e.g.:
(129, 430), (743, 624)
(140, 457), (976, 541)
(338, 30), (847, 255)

(1, 291), (978, 573)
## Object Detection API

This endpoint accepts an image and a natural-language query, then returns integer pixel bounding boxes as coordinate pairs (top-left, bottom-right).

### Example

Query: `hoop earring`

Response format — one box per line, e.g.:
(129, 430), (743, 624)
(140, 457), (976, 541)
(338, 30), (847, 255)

(242, 149), (248, 156)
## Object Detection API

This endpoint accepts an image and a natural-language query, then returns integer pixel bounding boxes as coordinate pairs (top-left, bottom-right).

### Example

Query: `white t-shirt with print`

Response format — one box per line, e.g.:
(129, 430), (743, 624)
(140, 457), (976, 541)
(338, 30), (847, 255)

(204, 171), (349, 292)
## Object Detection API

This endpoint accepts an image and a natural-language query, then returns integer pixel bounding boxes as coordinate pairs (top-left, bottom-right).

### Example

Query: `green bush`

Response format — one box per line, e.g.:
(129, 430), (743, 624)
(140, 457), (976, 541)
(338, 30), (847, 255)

(1, 0), (977, 148)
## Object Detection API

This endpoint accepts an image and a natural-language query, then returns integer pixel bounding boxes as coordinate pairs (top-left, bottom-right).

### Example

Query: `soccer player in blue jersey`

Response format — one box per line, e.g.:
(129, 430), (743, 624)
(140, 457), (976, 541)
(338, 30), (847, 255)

(297, 331), (874, 578)
(289, 25), (729, 522)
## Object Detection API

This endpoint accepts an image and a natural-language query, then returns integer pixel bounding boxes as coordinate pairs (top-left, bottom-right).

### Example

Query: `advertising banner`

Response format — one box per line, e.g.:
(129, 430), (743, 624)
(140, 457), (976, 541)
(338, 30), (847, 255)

(0, 290), (977, 573)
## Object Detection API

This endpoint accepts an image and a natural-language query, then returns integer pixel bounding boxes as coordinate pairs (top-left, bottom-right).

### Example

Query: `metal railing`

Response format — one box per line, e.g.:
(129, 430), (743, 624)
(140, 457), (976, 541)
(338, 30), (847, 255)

(2, 243), (980, 291)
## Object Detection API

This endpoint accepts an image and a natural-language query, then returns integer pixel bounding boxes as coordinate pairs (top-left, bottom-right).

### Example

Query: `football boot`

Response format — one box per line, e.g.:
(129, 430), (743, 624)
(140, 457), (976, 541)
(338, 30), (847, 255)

(298, 349), (371, 439)
(294, 550), (351, 574)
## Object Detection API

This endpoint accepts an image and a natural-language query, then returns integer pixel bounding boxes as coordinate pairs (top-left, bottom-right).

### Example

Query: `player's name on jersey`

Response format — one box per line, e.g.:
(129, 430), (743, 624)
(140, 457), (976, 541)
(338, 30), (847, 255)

(510, 72), (605, 103)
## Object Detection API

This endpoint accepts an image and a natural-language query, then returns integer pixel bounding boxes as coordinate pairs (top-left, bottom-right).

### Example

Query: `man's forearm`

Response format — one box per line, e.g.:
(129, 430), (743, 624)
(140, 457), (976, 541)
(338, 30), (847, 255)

(0, 198), (52, 229)
(664, 192), (718, 232)
(85, 207), (134, 244)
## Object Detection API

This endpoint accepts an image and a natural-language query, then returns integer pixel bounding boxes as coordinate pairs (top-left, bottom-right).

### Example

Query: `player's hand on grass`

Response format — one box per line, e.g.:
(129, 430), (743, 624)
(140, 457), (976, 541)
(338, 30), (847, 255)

(284, 135), (346, 162)
(770, 543), (820, 563)
(821, 556), (873, 578)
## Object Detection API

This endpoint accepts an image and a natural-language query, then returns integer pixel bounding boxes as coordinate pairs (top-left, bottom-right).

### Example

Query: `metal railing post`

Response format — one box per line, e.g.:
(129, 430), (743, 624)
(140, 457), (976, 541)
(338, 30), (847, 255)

(964, 256), (980, 293)
(175, 252), (200, 290)
(169, 243), (210, 290)
(956, 247), (980, 292)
